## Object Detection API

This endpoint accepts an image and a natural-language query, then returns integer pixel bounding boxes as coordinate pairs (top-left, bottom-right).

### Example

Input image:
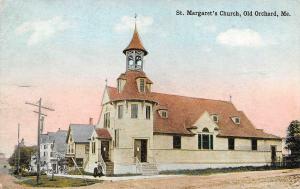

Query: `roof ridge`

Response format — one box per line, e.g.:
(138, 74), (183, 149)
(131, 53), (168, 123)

(107, 86), (231, 103)
(151, 91), (232, 104)
(107, 86), (232, 104)
(70, 124), (95, 126)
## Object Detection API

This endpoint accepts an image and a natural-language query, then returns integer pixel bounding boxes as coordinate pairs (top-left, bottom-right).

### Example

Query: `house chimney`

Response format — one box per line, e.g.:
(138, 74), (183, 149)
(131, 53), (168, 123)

(89, 118), (93, 125)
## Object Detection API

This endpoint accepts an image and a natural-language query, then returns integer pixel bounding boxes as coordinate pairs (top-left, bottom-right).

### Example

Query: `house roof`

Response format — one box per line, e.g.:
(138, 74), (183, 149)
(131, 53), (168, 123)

(123, 25), (148, 55)
(95, 128), (112, 140)
(106, 82), (280, 139)
(41, 129), (68, 154)
(68, 124), (95, 143)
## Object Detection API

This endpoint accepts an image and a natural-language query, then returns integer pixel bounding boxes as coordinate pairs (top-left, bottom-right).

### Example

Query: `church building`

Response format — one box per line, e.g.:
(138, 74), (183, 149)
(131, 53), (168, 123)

(84, 23), (282, 175)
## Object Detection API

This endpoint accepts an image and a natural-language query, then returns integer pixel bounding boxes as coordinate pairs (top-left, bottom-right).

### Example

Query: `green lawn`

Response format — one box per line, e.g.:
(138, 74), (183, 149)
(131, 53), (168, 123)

(159, 165), (287, 175)
(19, 175), (101, 187)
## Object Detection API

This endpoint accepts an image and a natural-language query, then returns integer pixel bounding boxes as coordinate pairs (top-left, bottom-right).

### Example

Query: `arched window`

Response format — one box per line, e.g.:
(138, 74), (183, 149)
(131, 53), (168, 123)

(128, 55), (134, 69)
(199, 127), (213, 150)
(202, 128), (209, 132)
(135, 56), (142, 69)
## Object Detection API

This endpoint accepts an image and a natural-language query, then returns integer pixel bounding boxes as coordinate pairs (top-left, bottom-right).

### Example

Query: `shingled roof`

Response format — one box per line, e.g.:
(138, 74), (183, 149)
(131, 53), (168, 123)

(95, 128), (112, 140)
(106, 80), (280, 140)
(123, 25), (148, 55)
(108, 71), (157, 102)
(67, 124), (95, 143)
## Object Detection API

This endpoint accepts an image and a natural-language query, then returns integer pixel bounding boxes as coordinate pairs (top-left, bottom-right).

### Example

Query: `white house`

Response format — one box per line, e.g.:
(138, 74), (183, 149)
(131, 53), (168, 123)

(84, 24), (282, 175)
(37, 129), (67, 173)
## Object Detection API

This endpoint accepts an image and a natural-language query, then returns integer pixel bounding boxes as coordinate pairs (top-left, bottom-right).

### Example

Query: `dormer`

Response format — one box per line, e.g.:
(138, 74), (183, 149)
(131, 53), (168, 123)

(136, 78), (146, 93)
(210, 114), (219, 123)
(159, 110), (168, 118)
(117, 78), (126, 93)
(231, 116), (241, 125)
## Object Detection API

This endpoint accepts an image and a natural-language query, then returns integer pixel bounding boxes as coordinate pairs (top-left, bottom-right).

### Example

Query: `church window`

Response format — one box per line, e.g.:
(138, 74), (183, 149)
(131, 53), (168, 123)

(198, 128), (213, 150)
(173, 136), (181, 149)
(135, 55), (142, 69)
(252, 139), (257, 150)
(118, 105), (123, 119)
(104, 112), (110, 128)
(228, 138), (235, 150)
(131, 104), (138, 119)
(128, 54), (134, 70)
(140, 79), (145, 92)
(146, 105), (151, 119)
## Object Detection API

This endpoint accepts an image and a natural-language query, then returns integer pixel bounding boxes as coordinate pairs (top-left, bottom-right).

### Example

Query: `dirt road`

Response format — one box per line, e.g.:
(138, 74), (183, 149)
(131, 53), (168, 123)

(0, 168), (299, 189)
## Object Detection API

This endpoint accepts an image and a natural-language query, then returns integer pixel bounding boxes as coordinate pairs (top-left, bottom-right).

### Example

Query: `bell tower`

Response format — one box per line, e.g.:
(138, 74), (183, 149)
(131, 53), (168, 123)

(123, 15), (148, 71)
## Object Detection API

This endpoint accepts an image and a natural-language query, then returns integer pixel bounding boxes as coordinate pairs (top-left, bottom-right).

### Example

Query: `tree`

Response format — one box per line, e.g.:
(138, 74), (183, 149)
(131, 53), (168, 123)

(285, 120), (300, 167)
(9, 145), (37, 171)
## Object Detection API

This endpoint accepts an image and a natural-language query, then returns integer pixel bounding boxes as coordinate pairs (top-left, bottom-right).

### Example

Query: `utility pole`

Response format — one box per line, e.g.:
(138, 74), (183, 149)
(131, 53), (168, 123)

(26, 98), (54, 184)
(17, 123), (20, 174)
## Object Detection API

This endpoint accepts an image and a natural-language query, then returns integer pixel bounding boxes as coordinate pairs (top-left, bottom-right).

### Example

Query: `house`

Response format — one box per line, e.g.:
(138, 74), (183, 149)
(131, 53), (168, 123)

(37, 129), (67, 173)
(85, 24), (282, 175)
(65, 120), (94, 170)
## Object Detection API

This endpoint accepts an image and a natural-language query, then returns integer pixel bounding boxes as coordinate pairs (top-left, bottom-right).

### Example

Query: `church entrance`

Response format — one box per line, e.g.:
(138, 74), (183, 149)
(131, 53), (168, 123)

(134, 139), (147, 162)
(101, 141), (110, 162)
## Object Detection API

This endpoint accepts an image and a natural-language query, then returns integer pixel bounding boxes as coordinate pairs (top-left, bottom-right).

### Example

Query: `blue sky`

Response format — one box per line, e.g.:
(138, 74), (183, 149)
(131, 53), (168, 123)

(0, 0), (299, 156)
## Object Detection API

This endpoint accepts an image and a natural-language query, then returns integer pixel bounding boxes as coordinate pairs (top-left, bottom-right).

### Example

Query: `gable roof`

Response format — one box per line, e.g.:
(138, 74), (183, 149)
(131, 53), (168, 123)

(106, 85), (280, 140)
(67, 124), (95, 143)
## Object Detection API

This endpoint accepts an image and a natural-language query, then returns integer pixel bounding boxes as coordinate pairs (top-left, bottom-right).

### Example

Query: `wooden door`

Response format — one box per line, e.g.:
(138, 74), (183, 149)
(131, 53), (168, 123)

(101, 141), (110, 162)
(141, 139), (147, 162)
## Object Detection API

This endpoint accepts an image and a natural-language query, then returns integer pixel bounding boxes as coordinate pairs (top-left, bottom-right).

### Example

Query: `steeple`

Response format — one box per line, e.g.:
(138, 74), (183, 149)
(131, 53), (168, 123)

(123, 15), (148, 55)
(123, 15), (148, 71)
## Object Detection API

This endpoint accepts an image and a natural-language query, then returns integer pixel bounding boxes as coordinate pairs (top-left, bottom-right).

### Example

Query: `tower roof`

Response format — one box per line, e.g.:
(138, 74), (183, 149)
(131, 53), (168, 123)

(123, 24), (148, 55)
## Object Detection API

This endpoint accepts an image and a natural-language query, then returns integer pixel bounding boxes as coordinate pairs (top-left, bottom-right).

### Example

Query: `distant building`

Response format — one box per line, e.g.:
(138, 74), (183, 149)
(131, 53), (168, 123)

(65, 121), (94, 170)
(31, 129), (67, 173)
(0, 153), (5, 159)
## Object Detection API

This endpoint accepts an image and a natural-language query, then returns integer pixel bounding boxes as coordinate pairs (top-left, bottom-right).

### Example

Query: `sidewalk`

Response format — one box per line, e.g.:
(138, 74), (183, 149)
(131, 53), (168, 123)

(51, 173), (182, 181)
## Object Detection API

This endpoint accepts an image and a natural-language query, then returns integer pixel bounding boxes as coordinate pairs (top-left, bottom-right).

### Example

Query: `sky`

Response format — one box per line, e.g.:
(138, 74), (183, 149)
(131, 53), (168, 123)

(0, 0), (300, 157)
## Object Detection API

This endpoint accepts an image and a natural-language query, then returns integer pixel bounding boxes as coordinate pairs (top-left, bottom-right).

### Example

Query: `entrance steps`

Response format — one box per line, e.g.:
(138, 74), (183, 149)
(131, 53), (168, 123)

(105, 161), (114, 176)
(140, 163), (159, 176)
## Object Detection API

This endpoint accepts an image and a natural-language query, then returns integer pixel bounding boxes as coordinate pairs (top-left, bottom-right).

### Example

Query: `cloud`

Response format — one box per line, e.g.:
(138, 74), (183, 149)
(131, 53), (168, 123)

(15, 16), (71, 46)
(114, 15), (153, 33)
(216, 28), (264, 47)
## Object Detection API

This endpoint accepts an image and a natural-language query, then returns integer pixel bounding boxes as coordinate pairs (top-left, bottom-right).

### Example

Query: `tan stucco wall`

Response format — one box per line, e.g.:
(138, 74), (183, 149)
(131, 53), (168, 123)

(96, 100), (155, 164)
